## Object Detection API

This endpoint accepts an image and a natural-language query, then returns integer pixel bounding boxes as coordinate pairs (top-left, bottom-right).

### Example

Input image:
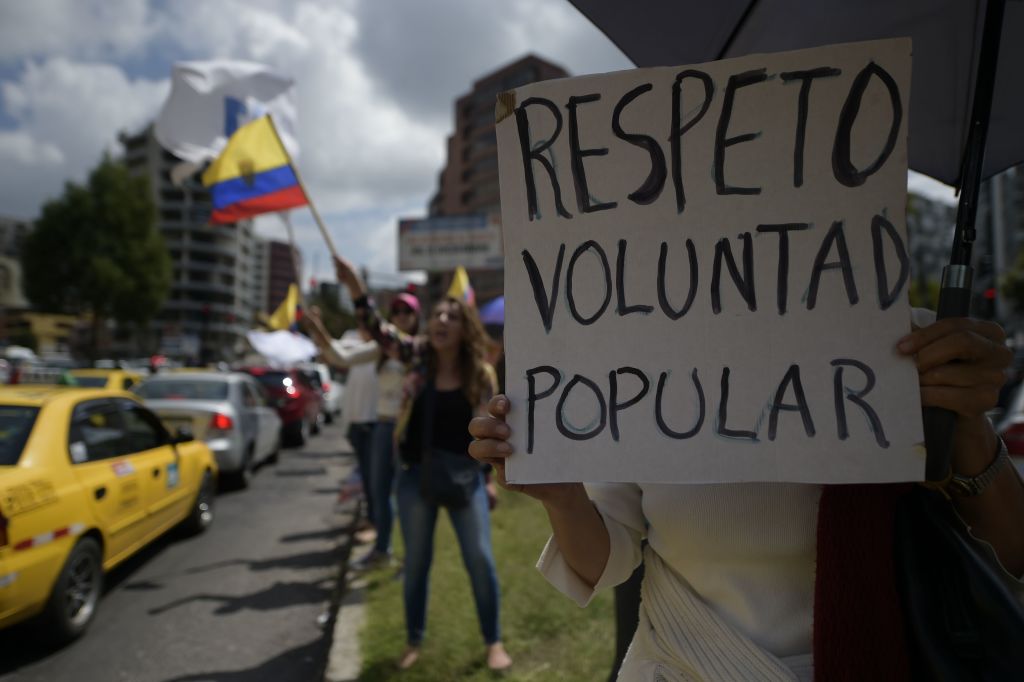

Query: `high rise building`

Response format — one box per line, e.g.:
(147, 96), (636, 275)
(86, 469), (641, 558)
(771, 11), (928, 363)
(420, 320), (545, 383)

(977, 166), (1024, 325)
(120, 126), (258, 362)
(417, 55), (569, 305)
(266, 239), (301, 313)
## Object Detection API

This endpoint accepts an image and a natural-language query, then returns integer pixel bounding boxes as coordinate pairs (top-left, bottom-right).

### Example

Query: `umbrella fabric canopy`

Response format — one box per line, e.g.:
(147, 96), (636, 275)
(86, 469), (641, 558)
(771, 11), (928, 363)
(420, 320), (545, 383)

(479, 296), (505, 326)
(568, 0), (1023, 186)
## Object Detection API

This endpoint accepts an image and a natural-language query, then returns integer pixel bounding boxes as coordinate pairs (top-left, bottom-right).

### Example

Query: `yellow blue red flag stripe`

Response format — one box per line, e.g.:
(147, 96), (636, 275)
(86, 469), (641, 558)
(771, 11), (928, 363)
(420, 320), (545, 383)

(201, 115), (308, 224)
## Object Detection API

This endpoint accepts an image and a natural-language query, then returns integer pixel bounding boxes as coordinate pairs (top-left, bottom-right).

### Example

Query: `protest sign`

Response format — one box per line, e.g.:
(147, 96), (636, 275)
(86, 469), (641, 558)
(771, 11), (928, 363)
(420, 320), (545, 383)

(496, 39), (924, 484)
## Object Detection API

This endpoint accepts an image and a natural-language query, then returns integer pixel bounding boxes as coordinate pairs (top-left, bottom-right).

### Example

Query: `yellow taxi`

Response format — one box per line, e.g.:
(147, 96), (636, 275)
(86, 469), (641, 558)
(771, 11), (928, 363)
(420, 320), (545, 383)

(67, 369), (143, 391)
(0, 387), (217, 643)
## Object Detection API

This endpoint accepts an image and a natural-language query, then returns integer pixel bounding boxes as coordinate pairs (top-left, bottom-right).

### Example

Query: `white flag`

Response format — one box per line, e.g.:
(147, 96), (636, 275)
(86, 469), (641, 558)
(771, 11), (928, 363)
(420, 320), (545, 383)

(154, 60), (299, 165)
(246, 330), (317, 366)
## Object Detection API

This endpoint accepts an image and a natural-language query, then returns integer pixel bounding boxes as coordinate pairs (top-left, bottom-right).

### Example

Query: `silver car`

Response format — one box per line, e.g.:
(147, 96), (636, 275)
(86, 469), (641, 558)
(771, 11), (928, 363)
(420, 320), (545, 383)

(135, 371), (282, 488)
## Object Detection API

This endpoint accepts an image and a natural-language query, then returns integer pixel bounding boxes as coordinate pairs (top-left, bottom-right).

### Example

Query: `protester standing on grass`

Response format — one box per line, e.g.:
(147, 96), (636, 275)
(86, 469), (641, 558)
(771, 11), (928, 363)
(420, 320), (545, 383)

(331, 255), (513, 672)
(305, 309), (379, 542)
(468, 311), (1024, 680)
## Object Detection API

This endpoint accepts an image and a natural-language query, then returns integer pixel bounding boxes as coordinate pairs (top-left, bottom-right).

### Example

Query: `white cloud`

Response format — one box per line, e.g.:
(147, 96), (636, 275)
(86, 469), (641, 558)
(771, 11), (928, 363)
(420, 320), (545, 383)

(0, 57), (167, 215)
(0, 0), (631, 271)
(0, 0), (155, 63)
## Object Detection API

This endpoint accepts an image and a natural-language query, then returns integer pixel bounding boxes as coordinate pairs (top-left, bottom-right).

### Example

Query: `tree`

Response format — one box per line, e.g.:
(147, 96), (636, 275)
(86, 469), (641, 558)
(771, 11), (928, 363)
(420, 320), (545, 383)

(1003, 248), (1024, 313)
(21, 155), (171, 358)
(306, 287), (355, 338)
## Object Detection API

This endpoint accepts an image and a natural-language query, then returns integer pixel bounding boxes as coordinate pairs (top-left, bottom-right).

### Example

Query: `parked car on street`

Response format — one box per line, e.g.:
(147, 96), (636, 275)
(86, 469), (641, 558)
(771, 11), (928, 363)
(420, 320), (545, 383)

(239, 367), (321, 447)
(0, 387), (217, 643)
(134, 372), (281, 488)
(301, 362), (344, 424)
(68, 369), (143, 391)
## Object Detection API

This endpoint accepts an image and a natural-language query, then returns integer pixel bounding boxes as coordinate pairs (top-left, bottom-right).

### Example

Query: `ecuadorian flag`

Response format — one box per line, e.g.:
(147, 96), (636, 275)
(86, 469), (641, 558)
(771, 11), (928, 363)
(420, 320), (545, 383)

(201, 115), (308, 224)
(446, 266), (475, 307)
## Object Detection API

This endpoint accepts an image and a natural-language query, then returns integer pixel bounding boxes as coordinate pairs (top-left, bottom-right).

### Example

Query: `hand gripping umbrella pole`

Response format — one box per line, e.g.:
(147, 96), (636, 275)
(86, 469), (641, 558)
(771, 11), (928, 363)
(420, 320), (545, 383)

(924, 0), (1006, 482)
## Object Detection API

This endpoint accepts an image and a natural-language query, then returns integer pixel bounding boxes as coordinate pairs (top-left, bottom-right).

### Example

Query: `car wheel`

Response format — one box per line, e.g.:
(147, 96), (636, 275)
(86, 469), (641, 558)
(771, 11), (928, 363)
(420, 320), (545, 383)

(231, 448), (254, 489)
(267, 436), (281, 464)
(286, 420), (306, 447)
(40, 537), (103, 644)
(181, 471), (215, 535)
(324, 410), (334, 425)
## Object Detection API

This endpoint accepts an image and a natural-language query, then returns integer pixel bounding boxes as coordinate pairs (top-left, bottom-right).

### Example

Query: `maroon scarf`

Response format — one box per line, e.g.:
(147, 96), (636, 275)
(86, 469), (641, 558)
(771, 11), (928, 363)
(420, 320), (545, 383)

(813, 483), (913, 681)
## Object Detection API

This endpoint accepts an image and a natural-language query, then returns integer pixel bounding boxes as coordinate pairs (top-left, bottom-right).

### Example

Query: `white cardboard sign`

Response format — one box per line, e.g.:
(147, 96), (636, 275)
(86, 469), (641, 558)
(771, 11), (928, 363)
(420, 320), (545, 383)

(496, 39), (925, 484)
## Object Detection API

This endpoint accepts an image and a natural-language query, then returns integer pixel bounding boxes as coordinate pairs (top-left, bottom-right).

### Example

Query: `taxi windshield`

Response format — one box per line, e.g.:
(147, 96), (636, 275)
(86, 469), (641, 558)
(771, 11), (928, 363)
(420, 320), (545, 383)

(0, 406), (40, 466)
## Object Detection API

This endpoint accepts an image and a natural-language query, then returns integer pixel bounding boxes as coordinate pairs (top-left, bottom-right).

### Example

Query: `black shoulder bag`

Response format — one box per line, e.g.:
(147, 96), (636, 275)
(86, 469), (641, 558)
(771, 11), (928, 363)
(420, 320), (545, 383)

(894, 485), (1024, 680)
(418, 382), (482, 509)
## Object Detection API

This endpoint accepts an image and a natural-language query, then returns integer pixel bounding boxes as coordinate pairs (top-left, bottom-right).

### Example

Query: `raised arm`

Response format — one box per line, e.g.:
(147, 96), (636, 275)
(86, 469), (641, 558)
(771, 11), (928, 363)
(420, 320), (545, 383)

(469, 395), (610, 587)
(333, 254), (425, 365)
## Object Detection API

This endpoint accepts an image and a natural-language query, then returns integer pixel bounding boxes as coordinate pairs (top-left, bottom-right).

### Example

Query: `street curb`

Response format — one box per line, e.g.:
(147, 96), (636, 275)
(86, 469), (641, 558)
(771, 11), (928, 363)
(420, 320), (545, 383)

(324, 567), (369, 682)
(322, 478), (367, 682)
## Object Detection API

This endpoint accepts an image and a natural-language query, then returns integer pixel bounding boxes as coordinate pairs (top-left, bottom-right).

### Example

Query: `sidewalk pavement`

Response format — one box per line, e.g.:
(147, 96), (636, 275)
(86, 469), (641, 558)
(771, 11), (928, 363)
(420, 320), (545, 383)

(323, 466), (370, 682)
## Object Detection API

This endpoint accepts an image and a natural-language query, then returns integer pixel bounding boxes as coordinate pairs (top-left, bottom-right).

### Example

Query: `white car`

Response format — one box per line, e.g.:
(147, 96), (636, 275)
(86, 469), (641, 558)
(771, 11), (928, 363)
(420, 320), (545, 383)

(302, 362), (344, 424)
(135, 372), (282, 488)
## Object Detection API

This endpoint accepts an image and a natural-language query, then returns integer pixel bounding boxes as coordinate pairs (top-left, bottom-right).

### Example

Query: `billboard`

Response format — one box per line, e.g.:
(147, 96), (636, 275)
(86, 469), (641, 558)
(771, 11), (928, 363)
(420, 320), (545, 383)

(398, 214), (503, 272)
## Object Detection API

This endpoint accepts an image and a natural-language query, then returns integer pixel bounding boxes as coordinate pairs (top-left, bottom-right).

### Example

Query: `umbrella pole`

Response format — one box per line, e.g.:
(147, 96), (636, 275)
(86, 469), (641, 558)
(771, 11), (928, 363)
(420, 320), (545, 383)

(924, 0), (1006, 482)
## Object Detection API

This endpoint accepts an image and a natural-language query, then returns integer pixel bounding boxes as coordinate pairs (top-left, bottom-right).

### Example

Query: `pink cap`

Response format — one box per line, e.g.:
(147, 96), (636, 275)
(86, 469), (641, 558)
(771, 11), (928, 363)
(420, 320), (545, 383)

(391, 292), (421, 315)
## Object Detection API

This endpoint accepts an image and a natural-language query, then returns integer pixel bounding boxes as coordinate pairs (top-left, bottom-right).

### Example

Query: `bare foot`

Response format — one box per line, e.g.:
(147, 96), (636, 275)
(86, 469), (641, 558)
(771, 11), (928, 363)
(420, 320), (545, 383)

(398, 646), (420, 670)
(487, 643), (512, 671)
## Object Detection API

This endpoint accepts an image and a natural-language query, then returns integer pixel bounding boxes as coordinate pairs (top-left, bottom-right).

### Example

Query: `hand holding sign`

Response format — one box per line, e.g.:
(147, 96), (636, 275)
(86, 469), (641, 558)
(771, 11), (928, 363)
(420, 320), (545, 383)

(469, 395), (586, 506)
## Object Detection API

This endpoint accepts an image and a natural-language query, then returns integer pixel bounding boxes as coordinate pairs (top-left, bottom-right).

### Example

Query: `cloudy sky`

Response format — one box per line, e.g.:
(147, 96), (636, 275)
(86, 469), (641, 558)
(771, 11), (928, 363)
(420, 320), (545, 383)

(0, 0), (953, 285)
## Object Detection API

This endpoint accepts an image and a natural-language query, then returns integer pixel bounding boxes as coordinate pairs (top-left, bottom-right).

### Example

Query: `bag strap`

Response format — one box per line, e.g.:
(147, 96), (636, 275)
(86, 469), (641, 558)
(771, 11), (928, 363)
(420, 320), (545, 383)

(420, 380), (437, 462)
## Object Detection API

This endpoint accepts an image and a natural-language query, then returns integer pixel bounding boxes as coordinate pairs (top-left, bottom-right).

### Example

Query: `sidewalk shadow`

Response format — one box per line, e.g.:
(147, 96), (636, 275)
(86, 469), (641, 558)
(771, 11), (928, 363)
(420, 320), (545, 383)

(162, 638), (327, 682)
(148, 578), (333, 616)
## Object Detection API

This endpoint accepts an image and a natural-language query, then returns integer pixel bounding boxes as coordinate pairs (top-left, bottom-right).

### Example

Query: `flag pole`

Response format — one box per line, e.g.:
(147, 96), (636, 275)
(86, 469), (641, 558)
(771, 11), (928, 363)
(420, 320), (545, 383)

(264, 114), (341, 261)
(279, 211), (309, 311)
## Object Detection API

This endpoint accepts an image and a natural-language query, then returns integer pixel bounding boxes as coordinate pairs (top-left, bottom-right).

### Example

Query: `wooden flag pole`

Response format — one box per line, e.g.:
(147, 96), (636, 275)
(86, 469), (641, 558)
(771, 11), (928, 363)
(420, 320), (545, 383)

(264, 114), (341, 261)
(279, 211), (309, 311)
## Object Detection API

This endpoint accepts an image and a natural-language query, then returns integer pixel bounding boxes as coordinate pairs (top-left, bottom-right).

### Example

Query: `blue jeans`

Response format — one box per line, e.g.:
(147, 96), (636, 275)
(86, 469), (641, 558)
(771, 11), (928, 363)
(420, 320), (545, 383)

(397, 464), (501, 646)
(347, 422), (376, 522)
(369, 420), (397, 554)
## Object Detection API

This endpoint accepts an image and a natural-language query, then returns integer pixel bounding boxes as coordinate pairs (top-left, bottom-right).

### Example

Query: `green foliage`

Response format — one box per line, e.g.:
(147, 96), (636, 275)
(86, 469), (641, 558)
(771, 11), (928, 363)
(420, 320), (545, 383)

(306, 288), (356, 337)
(359, 489), (615, 681)
(21, 155), (170, 325)
(908, 278), (940, 310)
(1003, 249), (1024, 313)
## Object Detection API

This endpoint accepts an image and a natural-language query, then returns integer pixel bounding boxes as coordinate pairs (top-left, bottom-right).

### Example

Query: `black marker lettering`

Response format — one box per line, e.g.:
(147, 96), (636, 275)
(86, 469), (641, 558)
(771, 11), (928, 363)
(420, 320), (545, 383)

(832, 62), (902, 187)
(717, 367), (758, 441)
(655, 369), (705, 439)
(612, 84), (666, 205)
(617, 239), (653, 316)
(567, 94), (616, 213)
(658, 240), (699, 319)
(780, 67), (841, 187)
(566, 240), (612, 325)
(871, 213), (910, 310)
(608, 367), (650, 441)
(806, 220), (859, 310)
(670, 70), (714, 214)
(711, 232), (756, 314)
(714, 68), (767, 196)
(555, 374), (607, 441)
(831, 358), (889, 448)
(526, 366), (560, 454)
(515, 97), (571, 220)
(768, 364), (815, 441)
(756, 223), (810, 315)
(522, 245), (565, 333)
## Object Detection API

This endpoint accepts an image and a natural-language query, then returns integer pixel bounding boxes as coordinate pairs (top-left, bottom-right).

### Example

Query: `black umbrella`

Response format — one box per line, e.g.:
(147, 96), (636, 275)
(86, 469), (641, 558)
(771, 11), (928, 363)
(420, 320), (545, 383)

(568, 0), (1019, 481)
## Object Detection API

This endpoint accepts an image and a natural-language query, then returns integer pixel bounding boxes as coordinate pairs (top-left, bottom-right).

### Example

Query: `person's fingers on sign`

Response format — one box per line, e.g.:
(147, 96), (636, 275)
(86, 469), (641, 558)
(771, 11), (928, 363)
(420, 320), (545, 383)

(469, 394), (582, 504)
(897, 318), (1011, 418)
